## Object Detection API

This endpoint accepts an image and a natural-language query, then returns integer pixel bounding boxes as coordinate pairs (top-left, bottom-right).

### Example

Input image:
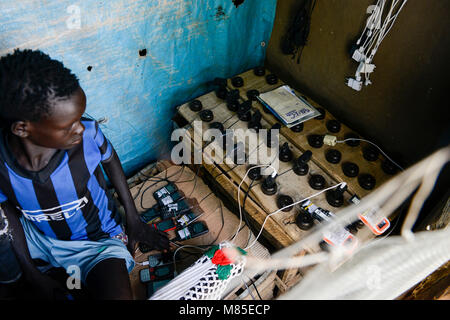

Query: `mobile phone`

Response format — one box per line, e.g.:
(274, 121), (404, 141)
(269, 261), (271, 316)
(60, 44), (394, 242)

(153, 183), (178, 201)
(175, 221), (208, 241)
(152, 219), (177, 232)
(140, 205), (161, 224)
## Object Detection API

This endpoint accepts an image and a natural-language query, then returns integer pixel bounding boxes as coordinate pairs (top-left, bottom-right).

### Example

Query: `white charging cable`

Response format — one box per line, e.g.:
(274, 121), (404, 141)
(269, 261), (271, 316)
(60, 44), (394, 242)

(324, 134), (404, 171)
(347, 0), (408, 91)
(230, 164), (278, 245)
(245, 181), (347, 250)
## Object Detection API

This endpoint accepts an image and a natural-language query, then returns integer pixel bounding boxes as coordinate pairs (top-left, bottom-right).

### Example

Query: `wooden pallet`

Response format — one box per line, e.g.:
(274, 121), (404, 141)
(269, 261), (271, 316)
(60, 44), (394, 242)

(224, 270), (278, 300)
(175, 70), (399, 295)
(177, 93), (374, 250)
(226, 68), (398, 198)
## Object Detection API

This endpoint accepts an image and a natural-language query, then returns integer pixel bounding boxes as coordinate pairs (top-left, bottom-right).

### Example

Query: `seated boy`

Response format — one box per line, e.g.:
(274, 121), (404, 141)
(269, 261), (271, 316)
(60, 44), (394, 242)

(0, 49), (169, 299)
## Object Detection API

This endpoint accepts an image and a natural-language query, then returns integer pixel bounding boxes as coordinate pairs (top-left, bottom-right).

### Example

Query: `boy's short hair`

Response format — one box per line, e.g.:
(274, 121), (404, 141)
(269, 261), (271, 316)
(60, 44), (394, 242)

(0, 49), (80, 127)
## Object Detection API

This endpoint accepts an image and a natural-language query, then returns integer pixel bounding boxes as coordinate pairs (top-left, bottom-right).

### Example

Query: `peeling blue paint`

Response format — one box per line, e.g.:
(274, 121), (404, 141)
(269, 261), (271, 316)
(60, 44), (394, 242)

(0, 0), (277, 176)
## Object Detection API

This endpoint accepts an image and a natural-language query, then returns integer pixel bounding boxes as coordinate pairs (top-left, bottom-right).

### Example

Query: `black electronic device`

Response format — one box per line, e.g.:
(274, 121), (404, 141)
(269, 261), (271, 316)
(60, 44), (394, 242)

(147, 279), (171, 298)
(140, 205), (161, 224)
(150, 219), (177, 233)
(159, 199), (191, 220)
(174, 221), (209, 241)
(153, 183), (178, 201)
(156, 190), (183, 208)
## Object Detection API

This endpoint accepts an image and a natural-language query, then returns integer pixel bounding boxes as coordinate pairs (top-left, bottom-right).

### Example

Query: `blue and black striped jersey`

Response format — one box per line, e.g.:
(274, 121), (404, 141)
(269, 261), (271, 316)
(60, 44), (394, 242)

(0, 119), (123, 241)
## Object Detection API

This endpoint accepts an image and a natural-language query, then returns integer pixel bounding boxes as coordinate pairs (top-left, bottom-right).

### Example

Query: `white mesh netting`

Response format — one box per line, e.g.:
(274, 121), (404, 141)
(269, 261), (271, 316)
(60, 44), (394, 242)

(149, 242), (246, 300)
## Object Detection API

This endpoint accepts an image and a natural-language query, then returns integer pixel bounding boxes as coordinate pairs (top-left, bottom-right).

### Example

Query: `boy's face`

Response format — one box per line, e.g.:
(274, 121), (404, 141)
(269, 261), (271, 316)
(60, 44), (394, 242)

(20, 87), (87, 150)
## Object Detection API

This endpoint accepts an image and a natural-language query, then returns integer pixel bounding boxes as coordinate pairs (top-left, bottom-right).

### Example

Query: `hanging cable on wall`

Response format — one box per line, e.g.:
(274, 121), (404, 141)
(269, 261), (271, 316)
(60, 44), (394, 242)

(346, 0), (408, 91)
(281, 0), (317, 64)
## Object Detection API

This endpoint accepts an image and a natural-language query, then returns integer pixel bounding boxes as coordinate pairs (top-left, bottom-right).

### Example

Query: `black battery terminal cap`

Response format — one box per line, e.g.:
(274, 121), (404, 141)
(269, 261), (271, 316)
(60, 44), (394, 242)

(358, 173), (376, 190)
(248, 166), (262, 181)
(363, 145), (379, 162)
(215, 86), (228, 100)
(261, 175), (278, 195)
(209, 122), (225, 133)
(326, 119), (341, 133)
(293, 150), (312, 176)
(308, 134), (324, 148)
(290, 122), (304, 132)
(265, 74), (278, 85)
(279, 142), (293, 162)
(213, 77), (227, 87)
(325, 149), (342, 164)
(326, 183), (348, 207)
(246, 89), (260, 101)
(189, 99), (203, 112)
(344, 133), (360, 147)
(277, 195), (294, 212)
(296, 210), (314, 230)
(342, 162), (359, 177)
(248, 110), (262, 132)
(382, 159), (398, 175)
(199, 109), (214, 122)
(231, 76), (244, 88)
(253, 66), (266, 76)
(314, 107), (326, 120)
(309, 174), (326, 190)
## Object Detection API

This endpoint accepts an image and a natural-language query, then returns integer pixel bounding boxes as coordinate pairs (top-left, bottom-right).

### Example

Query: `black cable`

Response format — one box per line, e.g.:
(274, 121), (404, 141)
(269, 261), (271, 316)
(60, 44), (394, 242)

(246, 275), (263, 300)
(139, 166), (187, 209)
(242, 178), (256, 247)
(281, 0), (317, 64)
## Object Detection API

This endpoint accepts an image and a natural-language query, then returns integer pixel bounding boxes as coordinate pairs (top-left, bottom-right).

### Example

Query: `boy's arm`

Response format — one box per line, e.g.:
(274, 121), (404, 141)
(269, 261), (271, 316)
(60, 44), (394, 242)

(101, 148), (169, 253)
(1, 202), (67, 298)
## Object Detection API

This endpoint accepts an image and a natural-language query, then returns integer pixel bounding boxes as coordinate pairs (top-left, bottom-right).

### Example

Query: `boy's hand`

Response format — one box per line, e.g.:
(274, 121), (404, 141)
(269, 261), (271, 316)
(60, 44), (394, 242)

(126, 221), (170, 254)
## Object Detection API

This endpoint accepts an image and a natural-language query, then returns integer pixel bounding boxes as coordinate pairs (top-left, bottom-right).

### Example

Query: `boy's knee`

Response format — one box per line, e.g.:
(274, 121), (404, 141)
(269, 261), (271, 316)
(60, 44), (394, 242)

(86, 258), (132, 300)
